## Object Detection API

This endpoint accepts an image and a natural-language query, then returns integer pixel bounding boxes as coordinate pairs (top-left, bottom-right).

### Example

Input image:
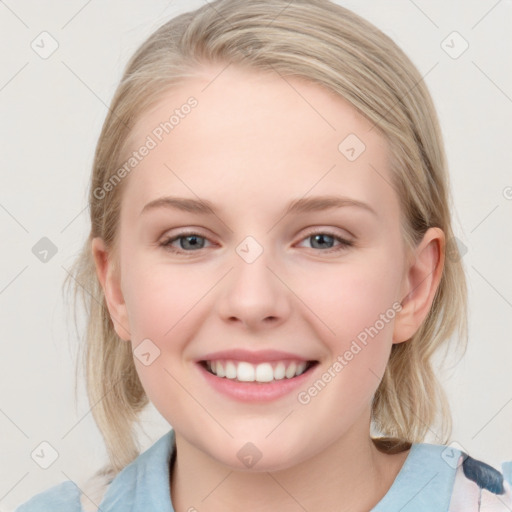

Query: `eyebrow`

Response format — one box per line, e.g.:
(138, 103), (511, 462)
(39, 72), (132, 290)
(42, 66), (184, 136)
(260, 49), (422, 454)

(139, 195), (377, 217)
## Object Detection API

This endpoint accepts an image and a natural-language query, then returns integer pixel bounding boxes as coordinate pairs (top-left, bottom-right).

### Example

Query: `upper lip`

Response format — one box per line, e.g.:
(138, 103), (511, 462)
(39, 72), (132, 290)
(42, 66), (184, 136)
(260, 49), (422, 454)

(197, 349), (316, 364)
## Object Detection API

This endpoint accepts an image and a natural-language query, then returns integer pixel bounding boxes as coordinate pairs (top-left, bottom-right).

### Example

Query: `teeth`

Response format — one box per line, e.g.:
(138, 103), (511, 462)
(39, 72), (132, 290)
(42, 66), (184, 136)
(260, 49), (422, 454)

(285, 362), (297, 378)
(225, 361), (237, 379)
(274, 362), (286, 380)
(205, 360), (310, 382)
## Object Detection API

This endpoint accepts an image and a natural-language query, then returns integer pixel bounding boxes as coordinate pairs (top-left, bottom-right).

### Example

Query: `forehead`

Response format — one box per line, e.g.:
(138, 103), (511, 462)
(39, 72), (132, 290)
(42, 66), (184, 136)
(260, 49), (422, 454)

(120, 65), (398, 223)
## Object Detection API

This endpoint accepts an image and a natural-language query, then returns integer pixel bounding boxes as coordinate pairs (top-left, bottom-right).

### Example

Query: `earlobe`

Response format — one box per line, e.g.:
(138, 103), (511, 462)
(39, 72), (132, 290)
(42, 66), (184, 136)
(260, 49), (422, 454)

(392, 227), (445, 344)
(91, 237), (131, 341)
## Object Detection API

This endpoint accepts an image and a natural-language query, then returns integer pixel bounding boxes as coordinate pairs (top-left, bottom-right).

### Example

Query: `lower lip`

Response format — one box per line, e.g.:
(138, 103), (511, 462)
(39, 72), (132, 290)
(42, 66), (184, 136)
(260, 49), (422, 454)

(196, 362), (318, 402)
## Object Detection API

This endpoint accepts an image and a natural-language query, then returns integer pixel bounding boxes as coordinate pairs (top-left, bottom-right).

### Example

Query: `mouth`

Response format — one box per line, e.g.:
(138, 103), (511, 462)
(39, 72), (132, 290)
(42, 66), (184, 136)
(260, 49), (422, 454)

(198, 359), (319, 383)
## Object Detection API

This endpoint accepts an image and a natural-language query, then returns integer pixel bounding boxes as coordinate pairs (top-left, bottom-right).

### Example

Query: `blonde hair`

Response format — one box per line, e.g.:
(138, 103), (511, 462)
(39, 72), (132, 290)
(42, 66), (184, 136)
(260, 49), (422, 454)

(64, 0), (468, 475)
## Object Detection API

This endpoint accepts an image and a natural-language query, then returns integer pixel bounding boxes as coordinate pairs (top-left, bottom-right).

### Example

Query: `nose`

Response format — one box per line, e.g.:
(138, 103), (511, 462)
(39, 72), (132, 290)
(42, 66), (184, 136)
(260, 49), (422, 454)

(215, 242), (291, 331)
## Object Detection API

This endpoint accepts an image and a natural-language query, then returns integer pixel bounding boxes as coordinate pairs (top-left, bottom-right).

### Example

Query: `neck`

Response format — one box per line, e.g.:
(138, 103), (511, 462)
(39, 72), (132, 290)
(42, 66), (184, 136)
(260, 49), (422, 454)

(169, 420), (409, 512)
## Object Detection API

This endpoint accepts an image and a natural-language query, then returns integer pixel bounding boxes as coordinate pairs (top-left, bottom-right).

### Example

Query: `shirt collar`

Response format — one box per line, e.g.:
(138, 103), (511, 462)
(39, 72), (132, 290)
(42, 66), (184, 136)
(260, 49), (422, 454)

(98, 430), (458, 512)
(372, 443), (458, 511)
(100, 429), (176, 512)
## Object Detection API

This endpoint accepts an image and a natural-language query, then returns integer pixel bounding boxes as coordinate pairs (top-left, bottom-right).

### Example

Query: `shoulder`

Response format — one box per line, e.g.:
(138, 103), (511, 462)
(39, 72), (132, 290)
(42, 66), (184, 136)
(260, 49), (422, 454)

(374, 442), (512, 511)
(14, 430), (176, 512)
(449, 451), (512, 511)
(13, 471), (114, 512)
(14, 480), (82, 512)
(14, 470), (114, 512)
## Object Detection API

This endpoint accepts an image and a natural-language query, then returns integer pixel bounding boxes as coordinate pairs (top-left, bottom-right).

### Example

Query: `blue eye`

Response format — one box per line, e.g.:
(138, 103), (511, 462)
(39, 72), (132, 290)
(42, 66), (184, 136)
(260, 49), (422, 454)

(159, 230), (353, 255)
(160, 233), (209, 252)
(299, 231), (354, 252)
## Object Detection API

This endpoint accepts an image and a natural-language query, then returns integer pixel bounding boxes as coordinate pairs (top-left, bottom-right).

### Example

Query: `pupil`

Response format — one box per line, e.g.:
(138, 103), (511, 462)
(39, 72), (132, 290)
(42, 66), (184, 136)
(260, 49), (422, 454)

(182, 235), (203, 250)
(312, 234), (333, 249)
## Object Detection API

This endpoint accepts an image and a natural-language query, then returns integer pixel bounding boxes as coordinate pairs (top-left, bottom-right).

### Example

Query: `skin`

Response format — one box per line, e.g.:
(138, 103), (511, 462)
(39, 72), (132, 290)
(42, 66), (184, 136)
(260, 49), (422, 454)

(92, 64), (444, 511)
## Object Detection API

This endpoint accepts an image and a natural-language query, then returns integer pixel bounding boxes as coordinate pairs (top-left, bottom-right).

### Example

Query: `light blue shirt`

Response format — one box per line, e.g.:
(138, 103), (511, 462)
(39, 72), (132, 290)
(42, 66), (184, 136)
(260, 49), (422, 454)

(15, 429), (512, 511)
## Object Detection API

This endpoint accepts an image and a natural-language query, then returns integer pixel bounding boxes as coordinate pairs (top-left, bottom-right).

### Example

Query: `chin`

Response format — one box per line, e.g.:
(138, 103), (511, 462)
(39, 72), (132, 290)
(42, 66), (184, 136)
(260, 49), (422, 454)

(208, 438), (307, 473)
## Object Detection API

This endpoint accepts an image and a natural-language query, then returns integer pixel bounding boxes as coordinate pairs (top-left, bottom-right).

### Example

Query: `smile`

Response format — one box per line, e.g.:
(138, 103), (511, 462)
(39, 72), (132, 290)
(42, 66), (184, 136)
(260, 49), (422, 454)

(200, 359), (318, 383)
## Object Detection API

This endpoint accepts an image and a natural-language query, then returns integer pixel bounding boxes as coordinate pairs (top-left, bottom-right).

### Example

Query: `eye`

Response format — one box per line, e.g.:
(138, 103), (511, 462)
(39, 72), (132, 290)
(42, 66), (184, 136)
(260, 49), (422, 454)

(297, 230), (354, 253)
(159, 229), (354, 255)
(160, 232), (212, 254)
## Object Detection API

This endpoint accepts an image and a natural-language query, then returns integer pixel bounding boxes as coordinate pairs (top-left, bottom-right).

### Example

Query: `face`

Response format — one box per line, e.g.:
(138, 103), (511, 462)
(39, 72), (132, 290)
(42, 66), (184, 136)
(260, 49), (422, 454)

(94, 64), (440, 472)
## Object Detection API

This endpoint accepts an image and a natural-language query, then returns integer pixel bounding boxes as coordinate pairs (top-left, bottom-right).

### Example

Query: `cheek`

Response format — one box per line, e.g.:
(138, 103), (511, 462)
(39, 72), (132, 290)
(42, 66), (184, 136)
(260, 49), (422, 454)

(302, 255), (403, 340)
(122, 257), (207, 342)
(300, 263), (401, 415)
(294, 248), (404, 404)
(120, 259), (208, 411)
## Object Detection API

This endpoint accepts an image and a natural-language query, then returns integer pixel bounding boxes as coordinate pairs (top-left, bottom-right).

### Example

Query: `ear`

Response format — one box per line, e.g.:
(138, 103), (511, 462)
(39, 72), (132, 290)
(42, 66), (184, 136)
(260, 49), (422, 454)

(392, 227), (445, 344)
(91, 237), (131, 341)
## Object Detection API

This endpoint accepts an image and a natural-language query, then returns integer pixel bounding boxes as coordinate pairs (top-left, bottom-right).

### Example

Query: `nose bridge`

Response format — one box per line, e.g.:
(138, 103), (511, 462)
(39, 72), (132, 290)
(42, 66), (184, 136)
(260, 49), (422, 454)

(231, 234), (277, 299)
(216, 234), (290, 326)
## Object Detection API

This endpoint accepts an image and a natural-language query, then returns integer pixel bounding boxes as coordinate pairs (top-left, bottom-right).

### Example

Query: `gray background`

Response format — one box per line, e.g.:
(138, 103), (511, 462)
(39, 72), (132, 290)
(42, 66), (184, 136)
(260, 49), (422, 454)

(1, 1), (511, 510)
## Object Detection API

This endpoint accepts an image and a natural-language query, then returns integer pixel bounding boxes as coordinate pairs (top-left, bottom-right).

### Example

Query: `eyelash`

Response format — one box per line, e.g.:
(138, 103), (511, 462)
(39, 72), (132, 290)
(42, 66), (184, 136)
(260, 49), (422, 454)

(159, 229), (354, 256)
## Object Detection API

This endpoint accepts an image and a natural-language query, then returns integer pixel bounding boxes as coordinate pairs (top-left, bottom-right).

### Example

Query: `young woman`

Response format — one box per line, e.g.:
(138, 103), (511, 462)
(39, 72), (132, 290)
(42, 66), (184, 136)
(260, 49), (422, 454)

(16, 1), (512, 510)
